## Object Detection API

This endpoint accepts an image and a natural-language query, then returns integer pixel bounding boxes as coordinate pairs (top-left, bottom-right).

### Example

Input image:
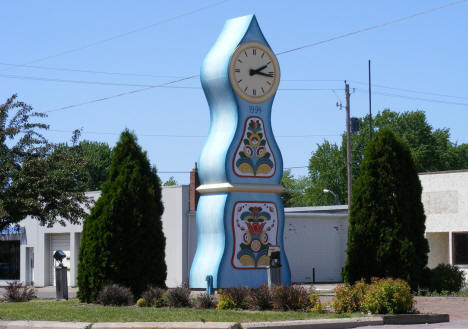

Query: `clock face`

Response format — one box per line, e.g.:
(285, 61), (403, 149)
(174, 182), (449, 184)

(228, 41), (280, 104)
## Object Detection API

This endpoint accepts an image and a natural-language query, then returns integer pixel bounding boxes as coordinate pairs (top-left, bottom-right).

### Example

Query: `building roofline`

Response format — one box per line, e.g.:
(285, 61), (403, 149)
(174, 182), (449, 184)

(285, 205), (348, 213)
(419, 169), (468, 176)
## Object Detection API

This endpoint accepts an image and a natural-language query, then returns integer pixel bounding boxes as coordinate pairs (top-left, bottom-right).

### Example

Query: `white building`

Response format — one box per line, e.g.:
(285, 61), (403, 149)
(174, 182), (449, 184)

(420, 170), (468, 278)
(0, 186), (347, 287)
(2, 170), (466, 287)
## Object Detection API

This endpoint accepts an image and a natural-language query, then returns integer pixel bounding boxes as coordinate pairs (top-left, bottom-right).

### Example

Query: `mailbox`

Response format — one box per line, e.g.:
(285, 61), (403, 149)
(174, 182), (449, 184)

(53, 250), (68, 300)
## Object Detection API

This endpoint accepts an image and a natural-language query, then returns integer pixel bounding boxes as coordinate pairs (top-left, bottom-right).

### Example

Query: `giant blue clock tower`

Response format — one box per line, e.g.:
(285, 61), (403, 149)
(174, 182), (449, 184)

(190, 14), (291, 288)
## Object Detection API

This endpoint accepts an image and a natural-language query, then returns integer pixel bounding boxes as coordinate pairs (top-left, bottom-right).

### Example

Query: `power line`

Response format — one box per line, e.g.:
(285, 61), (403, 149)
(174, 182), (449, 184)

(44, 75), (199, 113)
(356, 89), (468, 107)
(0, 73), (344, 91)
(47, 129), (340, 138)
(4, 73), (468, 105)
(41, 0), (467, 114)
(276, 0), (466, 56)
(350, 80), (468, 100)
(0, 73), (200, 89)
(1, 0), (229, 71)
(0, 62), (187, 79)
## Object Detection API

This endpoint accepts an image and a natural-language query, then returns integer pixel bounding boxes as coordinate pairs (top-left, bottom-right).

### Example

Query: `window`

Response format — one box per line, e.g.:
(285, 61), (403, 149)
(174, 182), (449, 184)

(0, 240), (20, 280)
(453, 233), (468, 265)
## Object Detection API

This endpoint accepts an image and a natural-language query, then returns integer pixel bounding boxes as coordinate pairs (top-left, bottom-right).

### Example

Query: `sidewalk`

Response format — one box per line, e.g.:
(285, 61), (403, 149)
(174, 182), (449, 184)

(1, 283), (337, 300)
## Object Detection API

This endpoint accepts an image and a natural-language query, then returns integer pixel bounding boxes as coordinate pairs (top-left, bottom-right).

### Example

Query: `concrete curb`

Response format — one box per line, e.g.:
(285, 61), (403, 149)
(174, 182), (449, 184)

(382, 313), (450, 325)
(0, 321), (91, 329)
(91, 322), (240, 329)
(0, 314), (450, 329)
(241, 317), (383, 329)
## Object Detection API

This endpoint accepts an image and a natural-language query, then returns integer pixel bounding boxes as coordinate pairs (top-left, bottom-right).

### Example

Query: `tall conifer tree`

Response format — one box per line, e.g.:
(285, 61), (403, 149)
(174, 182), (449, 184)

(343, 128), (428, 290)
(77, 130), (166, 302)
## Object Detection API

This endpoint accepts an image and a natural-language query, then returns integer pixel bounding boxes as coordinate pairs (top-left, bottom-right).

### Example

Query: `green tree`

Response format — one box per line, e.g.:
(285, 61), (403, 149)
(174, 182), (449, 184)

(307, 141), (347, 205)
(77, 130), (166, 302)
(304, 109), (468, 206)
(342, 128), (429, 290)
(0, 94), (89, 231)
(53, 140), (112, 191)
(163, 176), (177, 186)
(280, 170), (310, 207)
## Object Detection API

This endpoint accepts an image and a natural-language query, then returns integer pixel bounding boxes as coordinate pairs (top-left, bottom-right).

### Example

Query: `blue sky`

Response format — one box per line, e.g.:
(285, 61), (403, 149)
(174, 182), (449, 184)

(1, 1), (467, 184)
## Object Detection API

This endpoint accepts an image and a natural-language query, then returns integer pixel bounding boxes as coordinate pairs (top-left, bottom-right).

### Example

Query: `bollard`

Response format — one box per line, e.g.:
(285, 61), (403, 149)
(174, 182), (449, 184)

(205, 275), (214, 295)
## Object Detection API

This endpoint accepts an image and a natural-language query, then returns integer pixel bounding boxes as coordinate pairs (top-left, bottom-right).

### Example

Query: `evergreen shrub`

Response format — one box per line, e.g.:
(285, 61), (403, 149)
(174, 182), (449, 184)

(429, 264), (466, 293)
(77, 130), (166, 302)
(343, 128), (429, 290)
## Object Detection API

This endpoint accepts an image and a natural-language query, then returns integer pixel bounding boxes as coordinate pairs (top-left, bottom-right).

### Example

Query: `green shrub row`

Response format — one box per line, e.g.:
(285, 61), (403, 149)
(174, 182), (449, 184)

(100, 284), (323, 312)
(217, 285), (322, 312)
(332, 278), (415, 314)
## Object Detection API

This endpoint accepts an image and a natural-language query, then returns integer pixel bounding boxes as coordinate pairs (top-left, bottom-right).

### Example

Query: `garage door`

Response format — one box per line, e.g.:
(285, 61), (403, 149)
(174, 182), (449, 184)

(49, 233), (70, 286)
(284, 217), (347, 283)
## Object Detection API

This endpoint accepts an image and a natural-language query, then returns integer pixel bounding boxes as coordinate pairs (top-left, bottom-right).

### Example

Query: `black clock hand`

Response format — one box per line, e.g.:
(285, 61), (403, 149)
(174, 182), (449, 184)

(255, 71), (273, 78)
(249, 64), (268, 76)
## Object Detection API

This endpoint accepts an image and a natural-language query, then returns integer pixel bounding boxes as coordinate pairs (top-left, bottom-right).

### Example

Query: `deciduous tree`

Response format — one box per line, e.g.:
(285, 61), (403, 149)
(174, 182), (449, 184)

(0, 94), (89, 231)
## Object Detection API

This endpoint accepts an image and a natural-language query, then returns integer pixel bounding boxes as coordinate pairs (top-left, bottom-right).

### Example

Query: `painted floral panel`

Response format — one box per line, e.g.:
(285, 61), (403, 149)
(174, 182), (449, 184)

(233, 117), (275, 177)
(232, 201), (278, 269)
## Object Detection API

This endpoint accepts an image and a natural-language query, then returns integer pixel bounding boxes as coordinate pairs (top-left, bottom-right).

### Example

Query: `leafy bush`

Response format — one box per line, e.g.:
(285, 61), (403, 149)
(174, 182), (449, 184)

(308, 292), (324, 313)
(429, 264), (466, 293)
(136, 298), (146, 307)
(217, 293), (236, 310)
(166, 286), (191, 308)
(97, 284), (134, 306)
(271, 285), (310, 311)
(4, 281), (36, 302)
(247, 284), (273, 310)
(193, 293), (216, 309)
(332, 280), (368, 313)
(361, 278), (414, 314)
(141, 286), (166, 307)
(218, 287), (248, 309)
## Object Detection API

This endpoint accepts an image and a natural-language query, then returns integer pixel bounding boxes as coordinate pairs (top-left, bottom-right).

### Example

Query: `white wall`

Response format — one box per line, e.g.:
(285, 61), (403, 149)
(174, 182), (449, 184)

(420, 170), (468, 233)
(284, 212), (348, 283)
(161, 185), (190, 287)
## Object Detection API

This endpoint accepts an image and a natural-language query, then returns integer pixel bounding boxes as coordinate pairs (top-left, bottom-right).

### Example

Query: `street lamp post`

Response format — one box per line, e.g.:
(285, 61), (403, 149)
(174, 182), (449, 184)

(323, 188), (339, 205)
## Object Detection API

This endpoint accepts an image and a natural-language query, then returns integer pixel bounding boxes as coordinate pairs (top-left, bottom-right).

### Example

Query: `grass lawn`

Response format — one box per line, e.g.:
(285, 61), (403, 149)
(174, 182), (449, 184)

(0, 299), (355, 322)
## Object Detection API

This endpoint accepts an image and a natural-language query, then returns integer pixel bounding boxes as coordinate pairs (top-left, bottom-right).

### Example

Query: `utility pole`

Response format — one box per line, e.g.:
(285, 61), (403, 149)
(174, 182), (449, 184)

(345, 81), (352, 208)
(368, 60), (373, 138)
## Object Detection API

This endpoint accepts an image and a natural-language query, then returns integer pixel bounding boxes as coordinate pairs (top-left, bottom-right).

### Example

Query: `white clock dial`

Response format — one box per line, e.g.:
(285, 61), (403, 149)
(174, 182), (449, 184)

(228, 41), (280, 104)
